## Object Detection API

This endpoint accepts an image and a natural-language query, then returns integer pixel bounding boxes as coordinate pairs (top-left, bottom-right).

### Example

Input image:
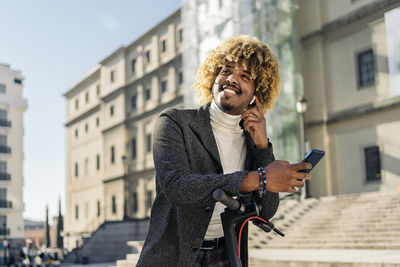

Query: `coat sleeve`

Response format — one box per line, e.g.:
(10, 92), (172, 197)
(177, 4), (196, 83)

(153, 113), (246, 206)
(250, 143), (280, 220)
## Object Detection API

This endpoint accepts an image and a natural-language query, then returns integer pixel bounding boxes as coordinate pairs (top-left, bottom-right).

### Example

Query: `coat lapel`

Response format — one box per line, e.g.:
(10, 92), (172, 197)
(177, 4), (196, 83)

(188, 103), (222, 169)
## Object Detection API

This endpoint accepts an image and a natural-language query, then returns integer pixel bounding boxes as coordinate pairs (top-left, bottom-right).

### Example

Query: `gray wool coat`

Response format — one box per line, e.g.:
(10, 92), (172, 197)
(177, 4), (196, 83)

(137, 103), (279, 267)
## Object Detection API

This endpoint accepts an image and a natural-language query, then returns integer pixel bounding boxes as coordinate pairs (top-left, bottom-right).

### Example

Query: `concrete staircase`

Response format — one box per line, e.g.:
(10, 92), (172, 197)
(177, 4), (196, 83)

(63, 219), (149, 264)
(109, 241), (144, 267)
(248, 191), (400, 266)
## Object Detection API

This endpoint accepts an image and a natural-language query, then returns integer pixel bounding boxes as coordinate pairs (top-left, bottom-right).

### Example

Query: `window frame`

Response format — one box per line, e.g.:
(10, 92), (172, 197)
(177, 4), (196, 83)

(111, 146), (115, 164)
(364, 145), (382, 183)
(356, 48), (376, 89)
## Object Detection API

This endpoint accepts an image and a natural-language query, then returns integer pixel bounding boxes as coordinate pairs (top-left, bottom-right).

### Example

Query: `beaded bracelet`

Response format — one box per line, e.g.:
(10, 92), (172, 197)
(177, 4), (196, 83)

(257, 167), (266, 198)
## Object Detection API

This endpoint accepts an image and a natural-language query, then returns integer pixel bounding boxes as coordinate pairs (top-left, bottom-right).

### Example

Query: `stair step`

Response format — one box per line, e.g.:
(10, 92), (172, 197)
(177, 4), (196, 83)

(115, 259), (132, 267)
(126, 253), (140, 262)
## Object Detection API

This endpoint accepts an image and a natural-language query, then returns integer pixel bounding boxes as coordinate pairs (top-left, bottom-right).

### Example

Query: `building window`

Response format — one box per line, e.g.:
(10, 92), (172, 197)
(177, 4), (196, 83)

(85, 202), (89, 219)
(112, 195), (117, 214)
(111, 146), (115, 164)
(132, 192), (138, 213)
(0, 161), (8, 180)
(161, 39), (167, 53)
(178, 71), (183, 85)
(0, 110), (9, 127)
(85, 123), (88, 132)
(131, 94), (137, 110)
(85, 92), (89, 103)
(0, 188), (6, 203)
(14, 78), (22, 84)
(96, 85), (100, 96)
(146, 190), (153, 210)
(0, 135), (9, 154)
(75, 98), (79, 110)
(364, 146), (381, 182)
(131, 59), (136, 73)
(75, 128), (78, 138)
(97, 200), (101, 217)
(96, 154), (100, 170)
(146, 50), (151, 64)
(0, 111), (9, 127)
(357, 49), (375, 88)
(131, 138), (137, 160)
(146, 134), (152, 153)
(110, 70), (115, 83)
(178, 28), (183, 43)
(75, 163), (78, 177)
(219, 0), (223, 8)
(0, 84), (6, 93)
(161, 80), (168, 94)
(145, 88), (151, 101)
(0, 216), (6, 231)
(96, 117), (100, 127)
(110, 105), (114, 116)
(84, 158), (88, 175)
(75, 205), (79, 220)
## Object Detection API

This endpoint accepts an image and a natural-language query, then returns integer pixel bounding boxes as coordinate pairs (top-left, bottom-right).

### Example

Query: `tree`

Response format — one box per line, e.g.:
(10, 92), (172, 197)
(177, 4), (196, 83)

(57, 198), (64, 249)
(45, 205), (50, 247)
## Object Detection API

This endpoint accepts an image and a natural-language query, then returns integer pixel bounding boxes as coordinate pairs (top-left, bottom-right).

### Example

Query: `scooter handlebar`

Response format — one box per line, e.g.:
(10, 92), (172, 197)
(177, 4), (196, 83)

(213, 189), (240, 211)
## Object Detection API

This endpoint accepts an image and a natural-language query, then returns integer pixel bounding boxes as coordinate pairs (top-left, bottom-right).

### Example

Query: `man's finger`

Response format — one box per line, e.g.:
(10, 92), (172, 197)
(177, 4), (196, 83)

(293, 179), (305, 188)
(241, 109), (261, 119)
(292, 162), (312, 171)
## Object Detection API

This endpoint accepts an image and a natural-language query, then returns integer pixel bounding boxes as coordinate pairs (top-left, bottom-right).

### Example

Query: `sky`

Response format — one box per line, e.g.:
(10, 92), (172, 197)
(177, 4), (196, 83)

(0, 0), (182, 222)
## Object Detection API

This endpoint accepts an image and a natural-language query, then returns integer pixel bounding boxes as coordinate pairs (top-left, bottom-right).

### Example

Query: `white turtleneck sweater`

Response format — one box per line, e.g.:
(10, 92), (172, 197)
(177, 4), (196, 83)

(204, 101), (247, 239)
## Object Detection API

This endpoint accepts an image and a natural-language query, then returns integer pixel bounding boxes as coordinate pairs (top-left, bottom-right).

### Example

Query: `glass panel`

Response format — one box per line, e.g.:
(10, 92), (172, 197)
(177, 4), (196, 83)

(0, 110), (7, 120)
(0, 135), (6, 146)
(0, 162), (6, 173)
(0, 188), (7, 201)
(364, 146), (381, 181)
(182, 0), (302, 162)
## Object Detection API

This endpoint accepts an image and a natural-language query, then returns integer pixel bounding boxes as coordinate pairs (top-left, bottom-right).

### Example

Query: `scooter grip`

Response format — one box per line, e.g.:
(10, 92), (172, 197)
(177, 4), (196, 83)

(213, 189), (240, 211)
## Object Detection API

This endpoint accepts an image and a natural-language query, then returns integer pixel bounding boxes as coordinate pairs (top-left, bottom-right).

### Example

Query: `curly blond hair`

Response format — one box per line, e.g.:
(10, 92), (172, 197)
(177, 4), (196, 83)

(192, 35), (281, 114)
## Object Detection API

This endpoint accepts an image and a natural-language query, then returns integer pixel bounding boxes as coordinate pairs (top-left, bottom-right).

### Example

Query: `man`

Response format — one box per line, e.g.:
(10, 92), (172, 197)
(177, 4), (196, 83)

(137, 36), (311, 267)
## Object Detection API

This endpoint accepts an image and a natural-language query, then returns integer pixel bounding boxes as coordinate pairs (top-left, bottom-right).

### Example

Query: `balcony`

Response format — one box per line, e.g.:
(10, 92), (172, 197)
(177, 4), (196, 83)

(0, 228), (10, 235)
(0, 200), (12, 208)
(0, 172), (10, 181)
(0, 146), (11, 154)
(0, 119), (11, 127)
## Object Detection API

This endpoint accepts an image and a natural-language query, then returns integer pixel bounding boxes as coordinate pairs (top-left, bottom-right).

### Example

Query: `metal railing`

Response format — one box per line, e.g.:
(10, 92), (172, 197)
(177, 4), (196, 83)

(0, 200), (12, 208)
(0, 146), (11, 154)
(0, 227), (10, 235)
(0, 172), (10, 181)
(0, 119), (11, 127)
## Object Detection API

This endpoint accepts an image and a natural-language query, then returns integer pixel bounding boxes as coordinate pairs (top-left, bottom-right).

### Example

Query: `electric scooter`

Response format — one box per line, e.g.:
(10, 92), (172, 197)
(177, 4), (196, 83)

(213, 189), (284, 267)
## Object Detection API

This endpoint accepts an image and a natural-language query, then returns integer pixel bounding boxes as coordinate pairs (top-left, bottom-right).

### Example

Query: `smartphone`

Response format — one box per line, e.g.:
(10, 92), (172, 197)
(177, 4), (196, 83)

(299, 149), (325, 173)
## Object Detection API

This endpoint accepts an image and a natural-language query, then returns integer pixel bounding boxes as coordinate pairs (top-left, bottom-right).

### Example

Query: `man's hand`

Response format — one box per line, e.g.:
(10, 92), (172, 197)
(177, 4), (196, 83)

(240, 160), (312, 193)
(240, 97), (268, 148)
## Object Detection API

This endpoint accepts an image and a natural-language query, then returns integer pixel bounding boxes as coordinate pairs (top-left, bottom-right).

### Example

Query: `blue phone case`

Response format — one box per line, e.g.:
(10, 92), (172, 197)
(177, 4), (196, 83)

(299, 149), (325, 173)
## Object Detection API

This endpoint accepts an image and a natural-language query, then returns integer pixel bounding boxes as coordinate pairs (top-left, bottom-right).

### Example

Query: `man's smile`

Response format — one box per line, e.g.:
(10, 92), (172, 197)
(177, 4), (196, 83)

(220, 84), (241, 95)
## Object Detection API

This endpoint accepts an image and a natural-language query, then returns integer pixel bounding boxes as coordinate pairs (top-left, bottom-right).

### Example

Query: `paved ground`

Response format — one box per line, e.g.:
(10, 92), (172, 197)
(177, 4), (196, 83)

(60, 263), (113, 267)
(250, 249), (400, 266)
(53, 249), (400, 267)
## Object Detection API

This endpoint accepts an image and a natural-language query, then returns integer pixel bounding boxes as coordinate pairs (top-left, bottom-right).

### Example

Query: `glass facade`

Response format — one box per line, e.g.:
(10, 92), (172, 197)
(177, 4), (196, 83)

(182, 0), (303, 162)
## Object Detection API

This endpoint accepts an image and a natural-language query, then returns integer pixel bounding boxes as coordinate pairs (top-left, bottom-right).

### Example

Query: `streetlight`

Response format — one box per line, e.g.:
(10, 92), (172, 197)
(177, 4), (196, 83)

(296, 96), (310, 198)
(121, 155), (128, 220)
